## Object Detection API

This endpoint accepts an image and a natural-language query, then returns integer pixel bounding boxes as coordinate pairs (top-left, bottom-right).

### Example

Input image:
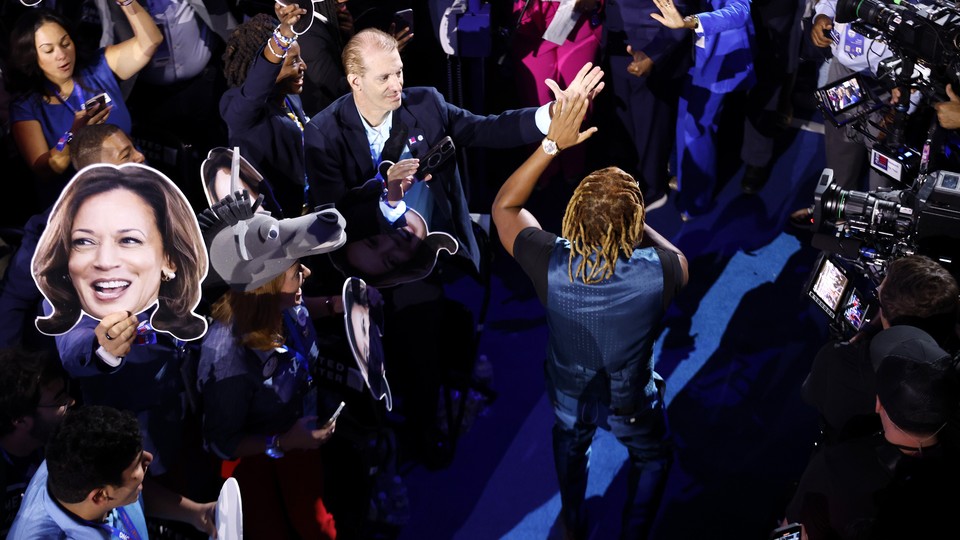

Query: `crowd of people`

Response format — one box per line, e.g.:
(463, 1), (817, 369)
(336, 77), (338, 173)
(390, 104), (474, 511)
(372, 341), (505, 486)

(0, 0), (957, 539)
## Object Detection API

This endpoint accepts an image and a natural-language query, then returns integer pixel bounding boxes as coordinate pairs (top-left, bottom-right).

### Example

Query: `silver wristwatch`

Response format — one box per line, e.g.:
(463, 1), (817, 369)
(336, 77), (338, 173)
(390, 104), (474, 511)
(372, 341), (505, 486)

(541, 138), (560, 156)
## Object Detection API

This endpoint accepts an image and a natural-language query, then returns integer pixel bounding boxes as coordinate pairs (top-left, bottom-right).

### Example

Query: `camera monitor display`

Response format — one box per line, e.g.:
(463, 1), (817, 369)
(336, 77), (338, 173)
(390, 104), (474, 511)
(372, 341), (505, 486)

(816, 74), (881, 126)
(824, 76), (865, 113)
(809, 257), (849, 317)
(842, 287), (869, 330)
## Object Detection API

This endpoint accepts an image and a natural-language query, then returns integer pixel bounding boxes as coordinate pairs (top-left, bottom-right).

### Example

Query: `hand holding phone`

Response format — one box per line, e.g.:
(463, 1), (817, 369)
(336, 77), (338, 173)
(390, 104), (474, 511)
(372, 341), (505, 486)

(82, 92), (110, 111)
(393, 8), (414, 33)
(416, 136), (455, 179)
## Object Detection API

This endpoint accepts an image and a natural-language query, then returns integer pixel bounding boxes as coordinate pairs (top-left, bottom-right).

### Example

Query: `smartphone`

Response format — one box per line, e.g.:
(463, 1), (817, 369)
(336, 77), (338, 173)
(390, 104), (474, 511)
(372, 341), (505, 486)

(82, 92), (111, 111)
(770, 523), (802, 540)
(393, 8), (414, 33)
(326, 401), (346, 425)
(416, 136), (455, 179)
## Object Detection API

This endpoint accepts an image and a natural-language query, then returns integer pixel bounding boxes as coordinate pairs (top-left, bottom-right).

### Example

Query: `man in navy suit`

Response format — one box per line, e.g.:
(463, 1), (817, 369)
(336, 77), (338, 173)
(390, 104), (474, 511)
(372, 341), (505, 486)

(305, 28), (602, 272)
(303, 28), (603, 468)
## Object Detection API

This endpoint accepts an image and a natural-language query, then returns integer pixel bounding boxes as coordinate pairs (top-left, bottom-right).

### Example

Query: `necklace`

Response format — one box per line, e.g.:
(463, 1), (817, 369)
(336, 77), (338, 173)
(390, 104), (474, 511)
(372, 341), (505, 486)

(47, 79), (84, 113)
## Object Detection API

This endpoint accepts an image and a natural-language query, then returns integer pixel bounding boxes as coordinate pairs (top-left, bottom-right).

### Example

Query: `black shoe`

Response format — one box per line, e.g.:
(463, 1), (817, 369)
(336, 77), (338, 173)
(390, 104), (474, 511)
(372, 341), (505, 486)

(741, 164), (770, 195)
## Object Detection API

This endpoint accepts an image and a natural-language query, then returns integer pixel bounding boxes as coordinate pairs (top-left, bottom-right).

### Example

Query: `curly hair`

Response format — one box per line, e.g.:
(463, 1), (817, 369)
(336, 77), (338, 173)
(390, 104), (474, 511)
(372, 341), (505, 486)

(222, 13), (277, 88)
(210, 266), (291, 351)
(33, 164), (209, 341)
(5, 9), (97, 97)
(46, 406), (142, 504)
(560, 167), (645, 284)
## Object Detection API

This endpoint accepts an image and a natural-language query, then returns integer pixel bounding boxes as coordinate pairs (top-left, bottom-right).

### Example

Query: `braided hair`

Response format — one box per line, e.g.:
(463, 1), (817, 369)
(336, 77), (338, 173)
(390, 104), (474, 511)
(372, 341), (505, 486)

(560, 167), (645, 284)
(222, 13), (277, 88)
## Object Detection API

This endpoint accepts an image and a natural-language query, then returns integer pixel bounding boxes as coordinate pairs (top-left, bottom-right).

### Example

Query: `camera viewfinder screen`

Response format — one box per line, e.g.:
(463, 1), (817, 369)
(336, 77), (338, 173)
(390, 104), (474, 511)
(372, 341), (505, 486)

(825, 77), (865, 113)
(812, 259), (848, 315)
(843, 288), (867, 330)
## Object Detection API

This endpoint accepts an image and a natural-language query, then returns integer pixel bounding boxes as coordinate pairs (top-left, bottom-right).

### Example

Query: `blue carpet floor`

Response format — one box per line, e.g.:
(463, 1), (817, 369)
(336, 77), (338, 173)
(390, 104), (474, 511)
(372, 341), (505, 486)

(395, 109), (836, 538)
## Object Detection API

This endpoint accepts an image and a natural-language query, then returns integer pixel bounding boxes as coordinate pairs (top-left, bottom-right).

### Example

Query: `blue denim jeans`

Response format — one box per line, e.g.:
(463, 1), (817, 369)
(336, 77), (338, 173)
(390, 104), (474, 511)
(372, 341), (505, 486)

(547, 359), (671, 540)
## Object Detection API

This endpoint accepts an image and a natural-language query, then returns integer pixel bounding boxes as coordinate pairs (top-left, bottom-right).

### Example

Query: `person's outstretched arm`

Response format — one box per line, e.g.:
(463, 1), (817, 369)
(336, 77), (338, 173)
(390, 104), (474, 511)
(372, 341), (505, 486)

(104, 0), (163, 80)
(492, 94), (596, 256)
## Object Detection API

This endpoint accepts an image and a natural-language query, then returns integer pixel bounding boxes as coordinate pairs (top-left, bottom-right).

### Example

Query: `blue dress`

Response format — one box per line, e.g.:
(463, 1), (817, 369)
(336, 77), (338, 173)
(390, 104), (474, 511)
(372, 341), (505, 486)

(10, 48), (132, 148)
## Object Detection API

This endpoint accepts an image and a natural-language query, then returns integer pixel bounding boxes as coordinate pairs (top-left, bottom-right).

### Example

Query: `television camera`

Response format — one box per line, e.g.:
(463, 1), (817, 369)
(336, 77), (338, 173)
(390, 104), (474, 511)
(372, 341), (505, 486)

(814, 0), (960, 186)
(803, 167), (960, 336)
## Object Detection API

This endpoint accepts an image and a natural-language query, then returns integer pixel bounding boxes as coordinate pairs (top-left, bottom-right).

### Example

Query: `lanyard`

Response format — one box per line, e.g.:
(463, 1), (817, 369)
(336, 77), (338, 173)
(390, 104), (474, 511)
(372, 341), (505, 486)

(46, 80), (87, 114)
(83, 507), (142, 540)
(283, 307), (316, 383)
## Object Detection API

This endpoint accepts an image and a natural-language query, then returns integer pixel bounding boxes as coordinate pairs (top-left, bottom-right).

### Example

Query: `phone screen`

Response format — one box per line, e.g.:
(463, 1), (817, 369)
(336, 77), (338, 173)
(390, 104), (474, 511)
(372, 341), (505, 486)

(82, 93), (109, 111)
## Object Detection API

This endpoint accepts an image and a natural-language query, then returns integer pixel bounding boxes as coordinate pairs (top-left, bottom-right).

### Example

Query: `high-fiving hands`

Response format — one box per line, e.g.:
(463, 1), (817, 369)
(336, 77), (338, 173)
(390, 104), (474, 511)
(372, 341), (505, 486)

(546, 62), (605, 112)
(546, 92), (598, 153)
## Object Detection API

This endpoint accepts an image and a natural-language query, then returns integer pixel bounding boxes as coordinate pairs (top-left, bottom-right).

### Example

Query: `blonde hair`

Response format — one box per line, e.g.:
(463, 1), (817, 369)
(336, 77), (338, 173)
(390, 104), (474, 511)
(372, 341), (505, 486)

(560, 167), (645, 284)
(342, 28), (397, 78)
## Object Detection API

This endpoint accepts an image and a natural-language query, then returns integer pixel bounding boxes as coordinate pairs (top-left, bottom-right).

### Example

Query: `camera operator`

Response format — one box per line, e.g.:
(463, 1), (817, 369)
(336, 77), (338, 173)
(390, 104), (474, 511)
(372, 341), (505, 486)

(784, 324), (960, 540)
(801, 255), (959, 444)
(811, 0), (895, 189)
(792, 0), (898, 226)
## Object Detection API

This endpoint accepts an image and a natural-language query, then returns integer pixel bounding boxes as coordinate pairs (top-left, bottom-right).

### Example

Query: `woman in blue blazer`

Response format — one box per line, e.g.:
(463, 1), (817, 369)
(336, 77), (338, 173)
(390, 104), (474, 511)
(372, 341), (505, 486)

(220, 4), (309, 218)
(653, 0), (755, 219)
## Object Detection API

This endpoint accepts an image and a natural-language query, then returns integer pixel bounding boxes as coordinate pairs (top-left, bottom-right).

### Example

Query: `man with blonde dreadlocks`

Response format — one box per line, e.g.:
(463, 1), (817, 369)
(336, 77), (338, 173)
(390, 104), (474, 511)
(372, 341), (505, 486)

(493, 93), (689, 540)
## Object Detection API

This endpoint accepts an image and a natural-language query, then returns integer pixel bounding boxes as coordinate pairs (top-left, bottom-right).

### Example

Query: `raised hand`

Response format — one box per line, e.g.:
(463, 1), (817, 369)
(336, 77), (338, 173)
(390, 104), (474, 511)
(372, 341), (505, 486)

(389, 22), (414, 51)
(546, 93), (597, 152)
(650, 0), (686, 29)
(545, 62), (605, 107)
(274, 1), (306, 37)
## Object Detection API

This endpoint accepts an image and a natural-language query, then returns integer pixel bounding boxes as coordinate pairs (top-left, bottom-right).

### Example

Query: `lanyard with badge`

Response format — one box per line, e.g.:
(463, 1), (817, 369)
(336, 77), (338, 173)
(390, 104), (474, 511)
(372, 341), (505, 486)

(46, 80), (88, 114)
(83, 506), (142, 540)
